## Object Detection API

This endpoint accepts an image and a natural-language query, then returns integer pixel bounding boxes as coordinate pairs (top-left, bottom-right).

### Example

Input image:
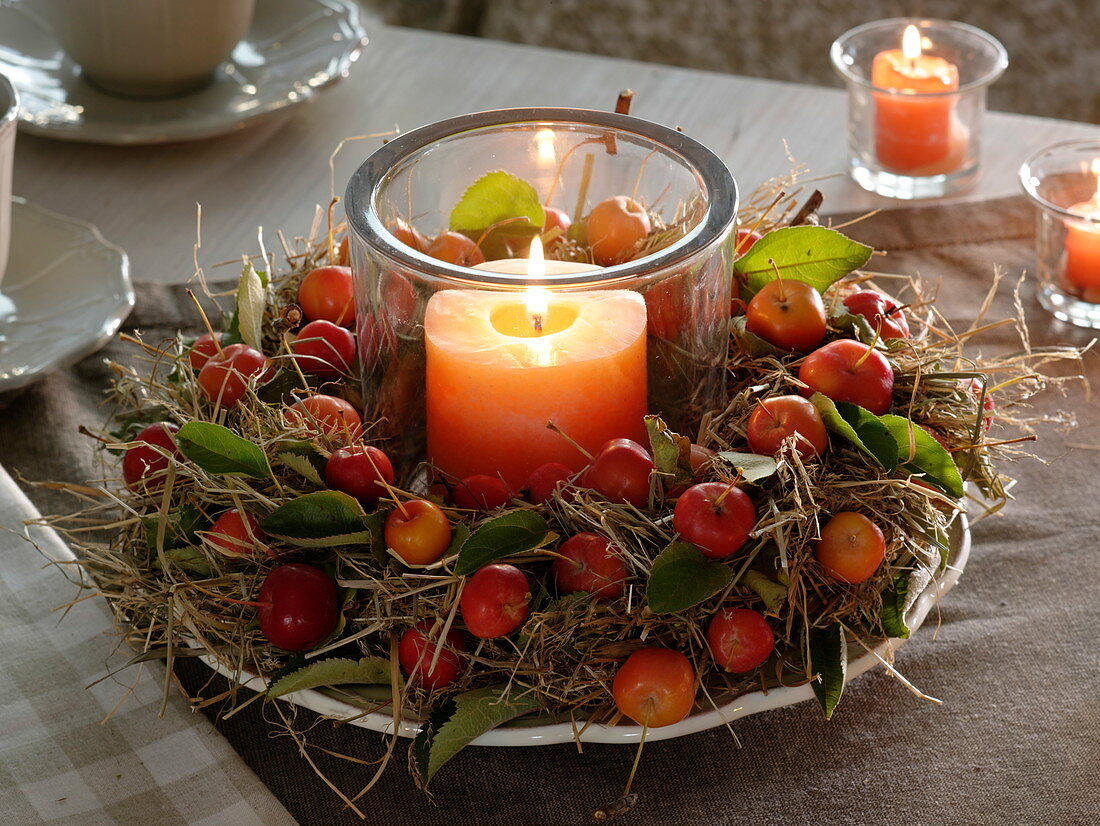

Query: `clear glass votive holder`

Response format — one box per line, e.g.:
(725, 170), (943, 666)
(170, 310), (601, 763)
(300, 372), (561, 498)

(1020, 140), (1100, 329)
(831, 18), (1007, 200)
(344, 107), (738, 488)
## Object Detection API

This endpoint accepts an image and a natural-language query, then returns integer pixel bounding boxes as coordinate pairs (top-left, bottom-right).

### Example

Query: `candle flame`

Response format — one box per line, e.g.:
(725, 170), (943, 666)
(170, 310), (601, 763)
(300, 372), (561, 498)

(536, 129), (557, 165)
(902, 25), (922, 60)
(525, 236), (551, 332)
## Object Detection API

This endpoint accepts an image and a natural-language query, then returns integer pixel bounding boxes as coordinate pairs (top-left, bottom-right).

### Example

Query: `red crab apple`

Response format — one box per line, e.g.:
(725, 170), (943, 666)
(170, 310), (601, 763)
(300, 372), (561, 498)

(543, 206), (572, 236)
(587, 196), (651, 265)
(582, 438), (655, 509)
(398, 620), (467, 689)
(612, 647), (696, 728)
(843, 289), (911, 339)
(256, 563), (340, 652)
(452, 475), (511, 511)
(746, 395), (828, 460)
(325, 445), (394, 504)
(815, 511), (886, 584)
(798, 339), (894, 415)
(197, 343), (271, 408)
(285, 395), (363, 441)
(390, 217), (428, 253)
(966, 378), (995, 433)
(735, 227), (763, 256)
(292, 319), (356, 379)
(707, 608), (775, 673)
(122, 422), (181, 492)
(525, 462), (576, 505)
(297, 265), (356, 326)
(745, 279), (827, 352)
(644, 276), (688, 341)
(426, 231), (486, 266)
(204, 508), (265, 556)
(552, 532), (627, 599)
(187, 332), (223, 370)
(459, 563), (532, 639)
(384, 499), (452, 566)
(673, 481), (756, 559)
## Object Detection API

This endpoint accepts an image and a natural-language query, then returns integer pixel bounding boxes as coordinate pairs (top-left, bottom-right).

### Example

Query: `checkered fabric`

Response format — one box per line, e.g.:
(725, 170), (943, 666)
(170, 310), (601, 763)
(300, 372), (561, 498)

(0, 466), (294, 825)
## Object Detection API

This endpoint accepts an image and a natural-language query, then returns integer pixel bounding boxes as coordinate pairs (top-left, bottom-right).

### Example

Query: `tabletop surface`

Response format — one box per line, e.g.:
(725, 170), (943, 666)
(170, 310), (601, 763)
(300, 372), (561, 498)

(10, 23), (1100, 285)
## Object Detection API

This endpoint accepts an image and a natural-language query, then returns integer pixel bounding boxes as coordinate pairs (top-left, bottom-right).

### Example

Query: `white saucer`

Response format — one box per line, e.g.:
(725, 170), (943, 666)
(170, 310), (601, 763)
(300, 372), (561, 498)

(0, 198), (132, 392)
(0, 0), (368, 145)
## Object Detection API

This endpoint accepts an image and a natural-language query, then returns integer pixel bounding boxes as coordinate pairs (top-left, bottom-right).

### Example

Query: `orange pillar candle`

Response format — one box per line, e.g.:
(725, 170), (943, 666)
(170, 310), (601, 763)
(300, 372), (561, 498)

(424, 242), (648, 488)
(872, 24), (964, 175)
(1065, 163), (1100, 292)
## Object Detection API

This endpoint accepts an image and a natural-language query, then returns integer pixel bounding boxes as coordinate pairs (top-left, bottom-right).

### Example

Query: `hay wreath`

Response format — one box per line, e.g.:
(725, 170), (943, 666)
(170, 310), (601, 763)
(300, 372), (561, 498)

(37, 134), (1085, 816)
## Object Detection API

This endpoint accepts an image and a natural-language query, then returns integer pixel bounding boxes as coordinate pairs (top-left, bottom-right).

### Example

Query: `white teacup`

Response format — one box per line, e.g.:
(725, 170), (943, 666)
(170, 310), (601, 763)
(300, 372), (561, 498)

(0, 73), (17, 288)
(41, 0), (256, 98)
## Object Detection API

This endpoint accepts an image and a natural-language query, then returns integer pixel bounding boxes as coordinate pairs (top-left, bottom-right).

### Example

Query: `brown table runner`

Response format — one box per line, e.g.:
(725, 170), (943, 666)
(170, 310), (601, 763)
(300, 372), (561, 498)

(3, 195), (1097, 825)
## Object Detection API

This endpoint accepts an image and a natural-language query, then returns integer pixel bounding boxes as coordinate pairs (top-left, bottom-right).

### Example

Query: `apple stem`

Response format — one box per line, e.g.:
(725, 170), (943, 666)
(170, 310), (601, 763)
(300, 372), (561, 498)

(546, 420), (595, 461)
(712, 479), (739, 510)
(186, 289), (225, 357)
(768, 259), (787, 302)
(854, 321), (883, 368)
(948, 434), (1036, 453)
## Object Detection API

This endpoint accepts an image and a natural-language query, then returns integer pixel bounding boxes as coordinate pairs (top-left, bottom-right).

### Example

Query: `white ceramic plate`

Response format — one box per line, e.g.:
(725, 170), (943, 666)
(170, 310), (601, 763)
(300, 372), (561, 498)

(0, 0), (368, 145)
(199, 515), (970, 746)
(0, 197), (132, 392)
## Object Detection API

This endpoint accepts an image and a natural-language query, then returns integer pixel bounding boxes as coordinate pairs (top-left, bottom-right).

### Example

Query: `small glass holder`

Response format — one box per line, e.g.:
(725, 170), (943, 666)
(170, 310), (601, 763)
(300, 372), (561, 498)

(344, 107), (738, 487)
(1020, 140), (1100, 329)
(831, 18), (1007, 200)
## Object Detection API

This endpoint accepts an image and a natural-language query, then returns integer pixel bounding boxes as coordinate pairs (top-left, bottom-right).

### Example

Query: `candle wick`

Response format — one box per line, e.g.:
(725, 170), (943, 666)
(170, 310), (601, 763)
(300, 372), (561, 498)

(533, 313), (544, 334)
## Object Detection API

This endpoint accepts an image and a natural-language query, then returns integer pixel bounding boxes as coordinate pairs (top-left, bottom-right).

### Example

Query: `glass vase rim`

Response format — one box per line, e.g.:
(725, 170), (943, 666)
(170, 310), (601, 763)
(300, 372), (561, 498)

(1020, 139), (1100, 226)
(830, 17), (1008, 99)
(344, 106), (738, 288)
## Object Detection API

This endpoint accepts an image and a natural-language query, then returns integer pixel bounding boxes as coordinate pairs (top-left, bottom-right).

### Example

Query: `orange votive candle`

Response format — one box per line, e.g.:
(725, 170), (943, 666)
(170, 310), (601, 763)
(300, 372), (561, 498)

(872, 25), (964, 175)
(424, 287), (648, 489)
(1065, 172), (1100, 291)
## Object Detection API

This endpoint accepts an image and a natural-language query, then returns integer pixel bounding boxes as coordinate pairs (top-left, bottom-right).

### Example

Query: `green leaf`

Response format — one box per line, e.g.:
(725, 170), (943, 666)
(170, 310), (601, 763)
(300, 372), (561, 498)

(276, 451), (325, 486)
(141, 503), (208, 551)
(412, 699), (456, 785)
(809, 395), (898, 469)
(743, 569), (787, 611)
(416, 685), (542, 786)
(880, 415), (965, 499)
(175, 422), (270, 479)
(152, 545), (213, 576)
(647, 542), (733, 614)
(267, 656), (393, 699)
(734, 226), (873, 299)
(645, 415), (694, 486)
(730, 315), (785, 358)
(809, 622), (847, 719)
(453, 510), (550, 576)
(715, 451), (778, 484)
(236, 262), (267, 350)
(449, 171), (545, 233)
(830, 312), (878, 344)
(260, 491), (368, 541)
(880, 571), (911, 639)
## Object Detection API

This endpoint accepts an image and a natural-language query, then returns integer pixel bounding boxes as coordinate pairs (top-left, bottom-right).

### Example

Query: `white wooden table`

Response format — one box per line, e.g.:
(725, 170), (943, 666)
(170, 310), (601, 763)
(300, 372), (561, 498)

(12, 24), (1100, 284)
